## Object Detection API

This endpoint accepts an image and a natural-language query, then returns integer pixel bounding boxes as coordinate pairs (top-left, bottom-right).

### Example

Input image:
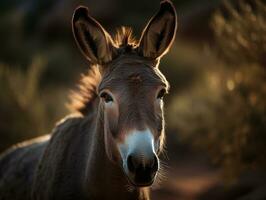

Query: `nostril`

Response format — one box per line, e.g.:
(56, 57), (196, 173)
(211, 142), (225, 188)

(151, 155), (159, 173)
(127, 155), (135, 173)
(127, 154), (159, 175)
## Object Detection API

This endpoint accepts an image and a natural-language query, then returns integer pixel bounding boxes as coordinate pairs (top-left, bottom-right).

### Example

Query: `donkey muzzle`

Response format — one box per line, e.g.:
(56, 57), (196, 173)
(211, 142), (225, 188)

(126, 152), (158, 186)
(118, 129), (159, 187)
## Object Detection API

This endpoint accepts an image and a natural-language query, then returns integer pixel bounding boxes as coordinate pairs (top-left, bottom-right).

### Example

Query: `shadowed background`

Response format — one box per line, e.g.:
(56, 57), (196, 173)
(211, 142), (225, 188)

(0, 0), (265, 199)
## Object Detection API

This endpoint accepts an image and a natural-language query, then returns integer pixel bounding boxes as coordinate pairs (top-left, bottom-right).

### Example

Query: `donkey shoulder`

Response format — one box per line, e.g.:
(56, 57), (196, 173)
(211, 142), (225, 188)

(32, 113), (89, 200)
(0, 114), (84, 200)
(0, 135), (50, 200)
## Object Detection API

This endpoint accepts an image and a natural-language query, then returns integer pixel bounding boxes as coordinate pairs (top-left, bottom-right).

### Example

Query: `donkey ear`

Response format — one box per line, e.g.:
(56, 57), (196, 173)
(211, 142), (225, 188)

(138, 0), (177, 60)
(72, 6), (116, 64)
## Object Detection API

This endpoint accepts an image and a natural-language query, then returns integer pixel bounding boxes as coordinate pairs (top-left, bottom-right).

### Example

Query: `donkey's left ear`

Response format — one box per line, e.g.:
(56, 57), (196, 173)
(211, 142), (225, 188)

(138, 0), (177, 60)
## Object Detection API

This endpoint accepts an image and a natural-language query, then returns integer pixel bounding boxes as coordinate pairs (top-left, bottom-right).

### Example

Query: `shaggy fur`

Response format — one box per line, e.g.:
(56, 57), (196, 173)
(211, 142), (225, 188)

(68, 27), (138, 115)
(0, 1), (177, 200)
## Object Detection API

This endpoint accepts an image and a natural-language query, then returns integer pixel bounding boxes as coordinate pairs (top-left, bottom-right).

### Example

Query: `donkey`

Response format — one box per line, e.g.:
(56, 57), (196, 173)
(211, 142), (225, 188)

(0, 1), (177, 199)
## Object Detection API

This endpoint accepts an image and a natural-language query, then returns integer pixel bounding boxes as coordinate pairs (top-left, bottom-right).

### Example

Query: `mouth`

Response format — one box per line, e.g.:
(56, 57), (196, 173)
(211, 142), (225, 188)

(128, 176), (155, 187)
(122, 165), (157, 187)
(117, 129), (159, 187)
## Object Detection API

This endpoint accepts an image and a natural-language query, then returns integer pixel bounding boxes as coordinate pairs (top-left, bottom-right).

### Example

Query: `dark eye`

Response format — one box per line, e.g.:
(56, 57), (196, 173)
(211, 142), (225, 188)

(157, 89), (166, 99)
(100, 92), (113, 103)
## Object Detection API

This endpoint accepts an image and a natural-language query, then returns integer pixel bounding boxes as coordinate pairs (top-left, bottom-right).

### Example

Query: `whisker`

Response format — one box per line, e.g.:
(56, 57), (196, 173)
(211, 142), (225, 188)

(160, 146), (170, 161)
(125, 184), (135, 192)
(151, 159), (170, 189)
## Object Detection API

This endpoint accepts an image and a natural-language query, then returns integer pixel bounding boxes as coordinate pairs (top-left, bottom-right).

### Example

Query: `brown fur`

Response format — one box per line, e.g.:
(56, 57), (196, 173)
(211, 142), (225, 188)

(0, 1), (177, 200)
(114, 27), (138, 48)
(68, 27), (138, 115)
(68, 65), (101, 114)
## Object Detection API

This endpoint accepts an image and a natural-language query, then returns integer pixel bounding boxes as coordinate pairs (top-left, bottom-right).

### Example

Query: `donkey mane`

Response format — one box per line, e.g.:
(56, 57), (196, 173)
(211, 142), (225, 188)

(68, 65), (101, 114)
(69, 27), (138, 115)
(114, 26), (137, 49)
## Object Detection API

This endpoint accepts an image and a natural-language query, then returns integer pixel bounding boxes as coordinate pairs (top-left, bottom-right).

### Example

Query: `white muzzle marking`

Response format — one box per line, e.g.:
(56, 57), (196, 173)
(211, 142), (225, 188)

(118, 129), (156, 171)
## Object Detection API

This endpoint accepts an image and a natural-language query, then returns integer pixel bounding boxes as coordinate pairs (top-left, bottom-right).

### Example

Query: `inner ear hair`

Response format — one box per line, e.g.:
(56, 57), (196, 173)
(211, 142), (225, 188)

(72, 6), (116, 64)
(138, 0), (177, 60)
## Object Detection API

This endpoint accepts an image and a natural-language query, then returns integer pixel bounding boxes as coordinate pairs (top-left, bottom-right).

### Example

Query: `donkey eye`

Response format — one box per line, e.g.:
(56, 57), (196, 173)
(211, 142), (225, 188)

(100, 92), (113, 103)
(157, 89), (166, 99)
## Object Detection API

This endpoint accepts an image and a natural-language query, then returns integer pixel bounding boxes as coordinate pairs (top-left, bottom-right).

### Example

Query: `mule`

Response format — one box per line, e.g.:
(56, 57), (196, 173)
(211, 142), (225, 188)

(0, 1), (177, 199)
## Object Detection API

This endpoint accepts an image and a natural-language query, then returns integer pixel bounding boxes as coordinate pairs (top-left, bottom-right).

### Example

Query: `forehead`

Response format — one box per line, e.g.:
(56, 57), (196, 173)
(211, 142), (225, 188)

(99, 61), (167, 91)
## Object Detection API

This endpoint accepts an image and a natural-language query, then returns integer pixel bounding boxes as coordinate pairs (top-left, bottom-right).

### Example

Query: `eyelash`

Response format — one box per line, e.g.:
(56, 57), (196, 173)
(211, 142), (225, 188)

(100, 92), (113, 103)
(157, 89), (166, 99)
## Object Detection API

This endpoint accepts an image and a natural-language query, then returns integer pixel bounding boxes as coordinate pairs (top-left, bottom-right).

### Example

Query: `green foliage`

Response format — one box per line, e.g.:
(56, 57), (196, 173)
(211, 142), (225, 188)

(0, 57), (68, 151)
(211, 0), (266, 66)
(167, 0), (266, 180)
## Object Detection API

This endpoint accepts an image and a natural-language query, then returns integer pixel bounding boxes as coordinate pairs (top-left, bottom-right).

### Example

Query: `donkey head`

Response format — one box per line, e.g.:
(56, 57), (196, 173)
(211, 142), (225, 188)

(72, 0), (177, 187)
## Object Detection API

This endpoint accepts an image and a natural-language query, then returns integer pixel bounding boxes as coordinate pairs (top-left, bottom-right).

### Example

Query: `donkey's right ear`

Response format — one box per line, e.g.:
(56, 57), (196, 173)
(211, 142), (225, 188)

(72, 6), (116, 64)
(138, 0), (177, 60)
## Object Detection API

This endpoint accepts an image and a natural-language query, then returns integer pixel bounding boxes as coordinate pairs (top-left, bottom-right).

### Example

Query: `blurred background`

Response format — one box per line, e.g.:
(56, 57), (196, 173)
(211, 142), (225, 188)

(0, 0), (265, 199)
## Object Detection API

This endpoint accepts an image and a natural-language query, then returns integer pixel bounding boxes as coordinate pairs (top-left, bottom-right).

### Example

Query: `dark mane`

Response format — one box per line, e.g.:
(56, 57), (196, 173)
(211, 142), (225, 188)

(68, 27), (138, 115)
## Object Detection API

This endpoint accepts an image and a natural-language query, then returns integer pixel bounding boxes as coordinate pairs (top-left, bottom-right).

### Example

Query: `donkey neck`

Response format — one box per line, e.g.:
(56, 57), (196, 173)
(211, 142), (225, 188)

(83, 104), (149, 200)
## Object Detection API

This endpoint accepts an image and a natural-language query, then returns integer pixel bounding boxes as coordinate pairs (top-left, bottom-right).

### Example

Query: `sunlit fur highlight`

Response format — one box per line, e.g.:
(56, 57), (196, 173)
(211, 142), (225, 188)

(0, 1), (177, 200)
(68, 65), (101, 114)
(114, 27), (138, 48)
(69, 27), (138, 115)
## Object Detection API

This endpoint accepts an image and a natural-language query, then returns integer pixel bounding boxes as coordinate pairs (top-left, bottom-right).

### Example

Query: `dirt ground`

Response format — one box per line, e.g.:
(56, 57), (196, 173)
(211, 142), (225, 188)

(151, 153), (221, 200)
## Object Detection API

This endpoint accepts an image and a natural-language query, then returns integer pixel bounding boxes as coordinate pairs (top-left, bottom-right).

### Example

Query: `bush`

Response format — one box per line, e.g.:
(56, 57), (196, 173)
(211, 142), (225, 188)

(0, 56), (68, 151)
(167, 0), (266, 180)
